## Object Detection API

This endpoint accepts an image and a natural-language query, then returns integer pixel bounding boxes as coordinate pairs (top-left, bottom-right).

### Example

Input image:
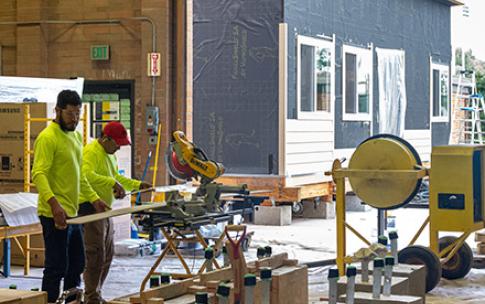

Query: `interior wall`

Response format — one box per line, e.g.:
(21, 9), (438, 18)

(0, 0), (179, 185)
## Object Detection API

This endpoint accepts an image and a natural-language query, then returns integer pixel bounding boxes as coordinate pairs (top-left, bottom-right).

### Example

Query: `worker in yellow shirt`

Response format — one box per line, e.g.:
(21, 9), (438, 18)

(32, 90), (107, 303)
(79, 121), (151, 304)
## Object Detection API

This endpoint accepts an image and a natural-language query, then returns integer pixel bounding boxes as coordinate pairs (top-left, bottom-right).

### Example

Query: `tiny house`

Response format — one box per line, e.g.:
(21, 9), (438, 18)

(193, 0), (461, 200)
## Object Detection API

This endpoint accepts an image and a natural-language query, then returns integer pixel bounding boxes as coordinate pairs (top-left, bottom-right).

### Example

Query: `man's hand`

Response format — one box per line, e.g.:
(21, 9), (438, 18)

(139, 182), (153, 190)
(113, 182), (126, 199)
(48, 197), (67, 230)
(92, 199), (110, 213)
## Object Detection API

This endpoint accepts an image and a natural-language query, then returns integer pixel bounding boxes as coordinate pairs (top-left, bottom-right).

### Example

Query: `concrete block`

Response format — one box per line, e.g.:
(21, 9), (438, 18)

(253, 206), (292, 226)
(340, 292), (423, 304)
(337, 275), (409, 298)
(355, 263), (426, 299)
(346, 193), (371, 212)
(302, 200), (335, 219)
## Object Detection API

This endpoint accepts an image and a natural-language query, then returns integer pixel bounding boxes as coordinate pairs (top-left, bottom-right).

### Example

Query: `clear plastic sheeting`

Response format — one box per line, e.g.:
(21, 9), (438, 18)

(0, 76), (84, 103)
(376, 48), (407, 136)
(0, 192), (39, 226)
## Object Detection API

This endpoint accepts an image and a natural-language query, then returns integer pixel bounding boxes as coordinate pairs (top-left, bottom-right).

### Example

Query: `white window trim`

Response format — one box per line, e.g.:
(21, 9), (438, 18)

(342, 44), (373, 122)
(430, 60), (450, 123)
(296, 35), (335, 120)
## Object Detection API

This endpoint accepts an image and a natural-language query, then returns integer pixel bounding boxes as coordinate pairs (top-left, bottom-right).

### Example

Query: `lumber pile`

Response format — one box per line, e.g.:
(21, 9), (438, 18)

(109, 252), (308, 304)
(0, 289), (47, 304)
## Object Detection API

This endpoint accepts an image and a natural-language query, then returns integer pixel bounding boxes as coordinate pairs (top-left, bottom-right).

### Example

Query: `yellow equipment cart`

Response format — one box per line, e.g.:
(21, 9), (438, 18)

(327, 134), (483, 292)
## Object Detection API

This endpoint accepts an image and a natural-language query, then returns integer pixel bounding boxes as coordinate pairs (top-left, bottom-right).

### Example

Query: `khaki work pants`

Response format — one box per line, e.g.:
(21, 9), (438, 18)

(83, 218), (114, 304)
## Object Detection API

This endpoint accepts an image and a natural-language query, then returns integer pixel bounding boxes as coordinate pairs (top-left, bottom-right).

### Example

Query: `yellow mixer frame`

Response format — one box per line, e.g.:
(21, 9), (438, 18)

(327, 134), (484, 292)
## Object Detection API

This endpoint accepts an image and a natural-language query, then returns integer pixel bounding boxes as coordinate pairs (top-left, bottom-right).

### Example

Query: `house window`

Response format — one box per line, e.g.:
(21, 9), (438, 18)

(431, 63), (450, 122)
(343, 45), (372, 121)
(297, 35), (334, 118)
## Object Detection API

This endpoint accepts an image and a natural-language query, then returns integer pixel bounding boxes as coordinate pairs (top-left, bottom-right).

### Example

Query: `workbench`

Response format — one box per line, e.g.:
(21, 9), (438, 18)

(0, 223), (43, 277)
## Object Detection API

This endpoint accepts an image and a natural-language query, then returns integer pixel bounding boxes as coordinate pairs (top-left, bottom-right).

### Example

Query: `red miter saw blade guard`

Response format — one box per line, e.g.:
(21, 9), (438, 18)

(166, 144), (195, 181)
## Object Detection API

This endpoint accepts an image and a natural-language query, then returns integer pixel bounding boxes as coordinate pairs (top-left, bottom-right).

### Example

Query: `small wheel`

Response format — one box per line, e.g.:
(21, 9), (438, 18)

(439, 236), (473, 279)
(398, 245), (442, 292)
(292, 201), (304, 216)
(241, 238), (250, 252)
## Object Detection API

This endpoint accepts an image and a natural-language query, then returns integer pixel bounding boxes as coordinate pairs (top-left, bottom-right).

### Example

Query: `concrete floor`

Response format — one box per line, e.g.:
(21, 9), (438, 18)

(1, 208), (485, 303)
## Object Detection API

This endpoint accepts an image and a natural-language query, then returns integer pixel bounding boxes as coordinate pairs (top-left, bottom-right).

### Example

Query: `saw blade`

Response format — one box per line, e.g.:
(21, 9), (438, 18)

(165, 142), (195, 181)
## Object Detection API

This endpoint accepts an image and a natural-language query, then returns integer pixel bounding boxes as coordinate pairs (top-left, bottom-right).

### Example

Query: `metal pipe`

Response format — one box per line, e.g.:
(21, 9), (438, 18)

(328, 268), (339, 304)
(150, 124), (162, 193)
(408, 216), (429, 247)
(195, 292), (208, 304)
(389, 231), (399, 264)
(378, 235), (389, 258)
(302, 258), (336, 268)
(260, 268), (272, 304)
(361, 259), (370, 282)
(204, 247), (214, 272)
(346, 266), (356, 304)
(216, 284), (231, 304)
(244, 274), (256, 304)
(383, 257), (394, 296)
(336, 174), (347, 276)
(345, 223), (372, 246)
(149, 274), (160, 288)
(372, 259), (384, 299)
(160, 273), (171, 285)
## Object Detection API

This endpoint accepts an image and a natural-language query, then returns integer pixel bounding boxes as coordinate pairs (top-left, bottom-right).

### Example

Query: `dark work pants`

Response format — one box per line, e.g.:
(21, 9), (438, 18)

(40, 216), (85, 303)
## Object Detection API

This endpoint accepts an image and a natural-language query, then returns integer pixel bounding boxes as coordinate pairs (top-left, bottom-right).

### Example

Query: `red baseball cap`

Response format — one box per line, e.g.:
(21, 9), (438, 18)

(103, 121), (131, 146)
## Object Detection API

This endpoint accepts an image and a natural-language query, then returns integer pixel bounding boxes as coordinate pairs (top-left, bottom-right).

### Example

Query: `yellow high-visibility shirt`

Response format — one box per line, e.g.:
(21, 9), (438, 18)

(79, 140), (141, 207)
(32, 122), (100, 218)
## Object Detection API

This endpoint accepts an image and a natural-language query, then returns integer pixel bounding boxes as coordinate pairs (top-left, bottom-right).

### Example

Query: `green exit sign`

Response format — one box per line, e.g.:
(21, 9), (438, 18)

(91, 45), (110, 60)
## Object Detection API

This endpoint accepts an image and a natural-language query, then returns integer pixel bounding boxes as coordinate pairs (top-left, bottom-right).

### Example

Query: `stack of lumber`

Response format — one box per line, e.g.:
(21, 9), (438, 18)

(0, 289), (47, 304)
(109, 252), (308, 304)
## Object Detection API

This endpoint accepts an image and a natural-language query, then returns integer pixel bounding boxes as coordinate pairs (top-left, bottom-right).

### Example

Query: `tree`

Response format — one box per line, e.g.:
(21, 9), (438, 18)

(455, 48), (463, 67)
(454, 48), (481, 72)
(476, 71), (485, 95)
(454, 48), (485, 94)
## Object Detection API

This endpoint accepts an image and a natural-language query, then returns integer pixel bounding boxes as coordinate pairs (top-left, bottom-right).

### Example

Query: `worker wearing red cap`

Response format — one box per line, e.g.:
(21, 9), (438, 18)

(79, 121), (151, 304)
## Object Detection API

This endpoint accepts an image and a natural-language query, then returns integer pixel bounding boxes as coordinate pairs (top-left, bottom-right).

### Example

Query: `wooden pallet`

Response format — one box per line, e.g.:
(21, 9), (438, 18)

(216, 175), (333, 203)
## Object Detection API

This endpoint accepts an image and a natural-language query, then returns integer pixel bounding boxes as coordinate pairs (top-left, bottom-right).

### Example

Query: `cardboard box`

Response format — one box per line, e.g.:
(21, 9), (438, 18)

(0, 233), (45, 267)
(0, 182), (26, 194)
(0, 103), (48, 181)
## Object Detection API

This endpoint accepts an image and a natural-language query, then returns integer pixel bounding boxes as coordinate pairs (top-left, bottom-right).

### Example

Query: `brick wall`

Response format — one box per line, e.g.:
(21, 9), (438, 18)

(0, 0), (185, 185)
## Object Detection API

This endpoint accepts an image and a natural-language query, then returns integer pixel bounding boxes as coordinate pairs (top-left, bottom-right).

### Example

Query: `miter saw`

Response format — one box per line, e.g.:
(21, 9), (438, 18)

(162, 130), (249, 219)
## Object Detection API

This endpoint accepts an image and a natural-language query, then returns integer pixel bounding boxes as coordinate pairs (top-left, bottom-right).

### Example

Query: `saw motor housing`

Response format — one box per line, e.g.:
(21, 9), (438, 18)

(164, 131), (248, 219)
(167, 130), (225, 184)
